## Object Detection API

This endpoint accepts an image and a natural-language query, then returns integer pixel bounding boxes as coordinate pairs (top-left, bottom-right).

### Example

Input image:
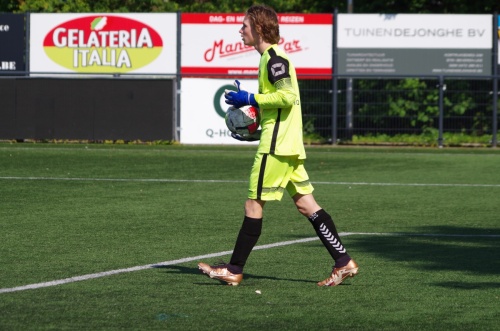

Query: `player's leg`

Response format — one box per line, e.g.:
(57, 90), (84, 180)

(287, 163), (358, 286)
(227, 198), (265, 274)
(230, 154), (295, 270)
(198, 153), (290, 285)
(293, 193), (352, 265)
(197, 198), (264, 286)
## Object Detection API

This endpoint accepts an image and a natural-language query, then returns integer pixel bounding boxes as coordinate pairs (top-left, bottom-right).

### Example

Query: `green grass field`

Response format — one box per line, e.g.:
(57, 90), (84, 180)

(1, 143), (499, 330)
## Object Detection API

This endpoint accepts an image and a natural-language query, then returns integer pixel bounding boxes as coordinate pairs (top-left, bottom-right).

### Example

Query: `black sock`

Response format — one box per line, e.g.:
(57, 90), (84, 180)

(229, 216), (262, 273)
(308, 209), (350, 267)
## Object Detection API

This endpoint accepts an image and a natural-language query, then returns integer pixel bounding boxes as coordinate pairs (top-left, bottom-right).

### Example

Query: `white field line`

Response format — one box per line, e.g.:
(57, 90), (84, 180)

(1, 176), (500, 188)
(1, 145), (499, 158)
(1, 232), (499, 294)
(0, 176), (245, 184)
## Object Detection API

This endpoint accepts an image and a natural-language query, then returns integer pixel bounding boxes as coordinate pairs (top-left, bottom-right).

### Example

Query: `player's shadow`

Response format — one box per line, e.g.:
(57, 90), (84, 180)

(344, 225), (500, 289)
(150, 225), (500, 288)
(152, 264), (317, 285)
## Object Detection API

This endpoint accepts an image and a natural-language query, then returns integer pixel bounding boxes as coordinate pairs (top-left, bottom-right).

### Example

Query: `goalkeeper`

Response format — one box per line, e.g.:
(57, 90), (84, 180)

(198, 4), (358, 287)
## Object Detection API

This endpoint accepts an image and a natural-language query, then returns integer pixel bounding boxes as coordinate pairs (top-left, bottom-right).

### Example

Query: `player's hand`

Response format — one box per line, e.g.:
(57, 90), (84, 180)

(231, 130), (261, 142)
(225, 80), (258, 108)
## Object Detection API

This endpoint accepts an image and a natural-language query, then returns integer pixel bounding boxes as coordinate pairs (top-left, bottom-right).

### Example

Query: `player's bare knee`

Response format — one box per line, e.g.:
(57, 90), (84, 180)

(293, 194), (321, 218)
(294, 203), (308, 217)
(244, 199), (265, 218)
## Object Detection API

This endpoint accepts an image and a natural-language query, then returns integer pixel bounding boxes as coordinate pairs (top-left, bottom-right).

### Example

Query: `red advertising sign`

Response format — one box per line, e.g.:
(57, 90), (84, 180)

(181, 13), (333, 78)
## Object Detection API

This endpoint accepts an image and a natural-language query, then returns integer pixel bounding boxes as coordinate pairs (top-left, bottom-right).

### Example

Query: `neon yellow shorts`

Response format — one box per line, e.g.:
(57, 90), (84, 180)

(248, 153), (314, 201)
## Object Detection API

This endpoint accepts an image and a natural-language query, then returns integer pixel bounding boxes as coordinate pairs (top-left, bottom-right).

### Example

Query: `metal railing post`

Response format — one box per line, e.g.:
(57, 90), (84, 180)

(493, 75), (498, 148)
(175, 10), (182, 142)
(438, 76), (445, 148)
(492, 13), (498, 148)
(332, 9), (338, 145)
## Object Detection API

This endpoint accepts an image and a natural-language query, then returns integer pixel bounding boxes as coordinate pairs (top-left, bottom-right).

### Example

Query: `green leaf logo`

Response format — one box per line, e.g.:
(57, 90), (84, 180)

(91, 17), (107, 31)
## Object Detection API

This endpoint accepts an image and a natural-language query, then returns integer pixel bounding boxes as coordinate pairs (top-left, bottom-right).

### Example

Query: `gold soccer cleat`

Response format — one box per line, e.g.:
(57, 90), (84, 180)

(198, 262), (243, 286)
(317, 259), (359, 287)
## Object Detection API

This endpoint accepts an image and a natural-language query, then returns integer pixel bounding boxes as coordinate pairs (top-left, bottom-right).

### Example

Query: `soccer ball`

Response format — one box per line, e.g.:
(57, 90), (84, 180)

(225, 106), (260, 135)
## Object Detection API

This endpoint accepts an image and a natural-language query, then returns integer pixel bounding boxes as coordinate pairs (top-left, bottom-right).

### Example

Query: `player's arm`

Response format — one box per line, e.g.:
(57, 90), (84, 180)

(254, 51), (297, 108)
(224, 78), (297, 109)
(253, 78), (297, 108)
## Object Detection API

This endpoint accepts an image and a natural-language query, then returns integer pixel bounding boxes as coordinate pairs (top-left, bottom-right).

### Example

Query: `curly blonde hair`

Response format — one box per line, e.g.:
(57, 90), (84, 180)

(245, 4), (280, 44)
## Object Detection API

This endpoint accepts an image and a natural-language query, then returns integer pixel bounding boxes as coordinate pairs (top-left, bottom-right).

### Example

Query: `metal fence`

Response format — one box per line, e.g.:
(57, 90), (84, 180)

(1, 72), (498, 147)
(300, 75), (499, 147)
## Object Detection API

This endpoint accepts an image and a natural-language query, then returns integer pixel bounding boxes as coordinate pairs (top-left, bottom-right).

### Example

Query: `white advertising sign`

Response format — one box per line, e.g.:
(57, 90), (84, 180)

(181, 13), (332, 77)
(180, 78), (259, 145)
(337, 14), (492, 76)
(338, 14), (492, 49)
(29, 13), (177, 74)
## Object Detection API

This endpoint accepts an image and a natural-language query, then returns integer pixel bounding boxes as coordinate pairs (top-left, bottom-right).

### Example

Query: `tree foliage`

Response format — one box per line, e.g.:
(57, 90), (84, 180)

(2, 0), (500, 13)
(1, 0), (496, 139)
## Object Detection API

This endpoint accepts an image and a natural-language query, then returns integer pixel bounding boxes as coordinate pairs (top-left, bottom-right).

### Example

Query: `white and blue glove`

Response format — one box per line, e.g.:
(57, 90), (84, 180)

(231, 130), (261, 142)
(224, 80), (258, 109)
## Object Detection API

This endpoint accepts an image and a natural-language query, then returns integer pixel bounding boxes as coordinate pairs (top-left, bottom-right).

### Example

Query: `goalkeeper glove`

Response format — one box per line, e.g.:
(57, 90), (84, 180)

(231, 130), (261, 142)
(225, 80), (258, 109)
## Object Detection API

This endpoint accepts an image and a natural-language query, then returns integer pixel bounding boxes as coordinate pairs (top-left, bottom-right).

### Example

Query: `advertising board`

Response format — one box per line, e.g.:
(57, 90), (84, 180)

(0, 14), (25, 73)
(181, 13), (333, 78)
(30, 13), (177, 75)
(180, 78), (259, 145)
(337, 14), (492, 76)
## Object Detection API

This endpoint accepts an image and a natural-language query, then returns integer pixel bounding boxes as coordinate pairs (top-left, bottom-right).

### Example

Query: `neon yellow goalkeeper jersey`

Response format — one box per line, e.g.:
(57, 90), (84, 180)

(253, 45), (306, 160)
